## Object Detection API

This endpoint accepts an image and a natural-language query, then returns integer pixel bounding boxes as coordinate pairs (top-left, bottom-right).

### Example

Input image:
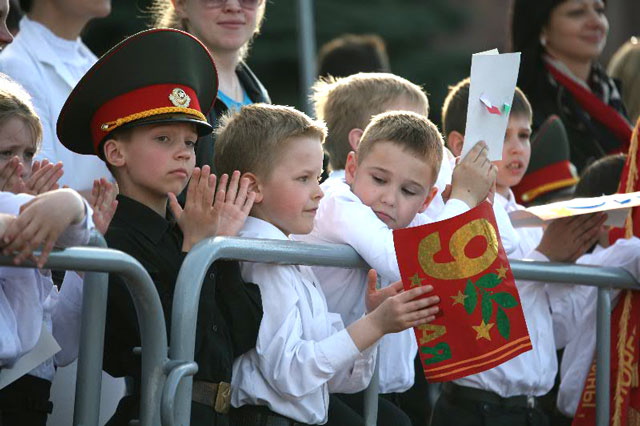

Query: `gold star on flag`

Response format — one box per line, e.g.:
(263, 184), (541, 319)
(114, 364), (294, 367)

(496, 264), (508, 280)
(451, 290), (467, 306)
(409, 273), (424, 288)
(472, 320), (494, 341)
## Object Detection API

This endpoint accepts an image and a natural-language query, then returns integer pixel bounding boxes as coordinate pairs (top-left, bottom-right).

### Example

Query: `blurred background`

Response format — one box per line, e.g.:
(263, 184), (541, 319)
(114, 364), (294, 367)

(73, 0), (640, 128)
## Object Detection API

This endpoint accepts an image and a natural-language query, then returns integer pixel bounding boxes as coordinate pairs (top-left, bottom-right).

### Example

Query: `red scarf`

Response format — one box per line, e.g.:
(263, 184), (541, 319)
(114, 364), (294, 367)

(545, 60), (632, 154)
(573, 118), (640, 426)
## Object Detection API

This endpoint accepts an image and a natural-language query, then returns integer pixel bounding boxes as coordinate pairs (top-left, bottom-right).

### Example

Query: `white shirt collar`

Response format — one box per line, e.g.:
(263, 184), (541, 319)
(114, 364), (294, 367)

(240, 216), (289, 240)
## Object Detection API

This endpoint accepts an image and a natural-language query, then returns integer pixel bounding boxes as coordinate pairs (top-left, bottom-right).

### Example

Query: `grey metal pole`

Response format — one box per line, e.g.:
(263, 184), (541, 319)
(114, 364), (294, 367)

(73, 232), (109, 426)
(296, 0), (316, 116)
(0, 247), (169, 426)
(595, 287), (612, 426)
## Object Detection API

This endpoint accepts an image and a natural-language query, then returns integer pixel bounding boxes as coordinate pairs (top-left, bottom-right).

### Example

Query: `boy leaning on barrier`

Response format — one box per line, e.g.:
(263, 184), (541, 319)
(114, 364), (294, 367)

(213, 103), (441, 426)
(434, 77), (606, 426)
(56, 29), (262, 426)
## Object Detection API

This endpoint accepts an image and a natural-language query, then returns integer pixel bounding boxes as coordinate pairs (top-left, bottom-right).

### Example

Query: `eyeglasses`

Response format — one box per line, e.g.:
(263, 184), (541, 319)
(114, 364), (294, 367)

(199, 0), (263, 10)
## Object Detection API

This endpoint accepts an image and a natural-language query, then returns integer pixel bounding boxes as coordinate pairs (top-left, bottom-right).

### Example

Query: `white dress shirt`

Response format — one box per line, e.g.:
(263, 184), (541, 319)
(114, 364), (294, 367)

(232, 217), (377, 424)
(556, 237), (640, 417)
(0, 16), (112, 191)
(295, 175), (470, 393)
(0, 191), (92, 380)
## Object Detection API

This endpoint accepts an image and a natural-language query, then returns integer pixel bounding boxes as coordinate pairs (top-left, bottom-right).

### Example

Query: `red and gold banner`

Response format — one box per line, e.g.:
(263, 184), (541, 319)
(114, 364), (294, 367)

(393, 201), (532, 382)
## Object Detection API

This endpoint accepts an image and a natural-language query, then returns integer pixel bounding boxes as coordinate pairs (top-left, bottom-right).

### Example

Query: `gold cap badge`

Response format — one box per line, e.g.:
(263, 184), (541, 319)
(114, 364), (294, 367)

(169, 88), (191, 108)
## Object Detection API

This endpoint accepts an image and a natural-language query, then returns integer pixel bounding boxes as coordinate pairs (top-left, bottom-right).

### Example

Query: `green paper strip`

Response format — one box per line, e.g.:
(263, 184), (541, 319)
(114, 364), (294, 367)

(503, 103), (511, 114)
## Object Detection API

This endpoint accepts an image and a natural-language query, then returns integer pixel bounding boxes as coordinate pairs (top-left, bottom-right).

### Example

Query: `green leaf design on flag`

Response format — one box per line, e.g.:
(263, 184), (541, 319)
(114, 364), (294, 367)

(481, 294), (493, 323)
(492, 292), (517, 308)
(475, 273), (501, 289)
(496, 307), (510, 339)
(464, 280), (477, 315)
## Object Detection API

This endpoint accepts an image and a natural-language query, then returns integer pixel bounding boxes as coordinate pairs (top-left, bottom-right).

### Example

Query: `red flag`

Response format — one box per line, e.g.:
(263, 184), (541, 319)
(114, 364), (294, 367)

(393, 201), (532, 382)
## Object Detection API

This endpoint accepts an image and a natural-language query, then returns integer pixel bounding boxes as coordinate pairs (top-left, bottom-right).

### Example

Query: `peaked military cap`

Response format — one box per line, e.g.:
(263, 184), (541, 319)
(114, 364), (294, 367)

(57, 28), (217, 157)
(512, 115), (579, 205)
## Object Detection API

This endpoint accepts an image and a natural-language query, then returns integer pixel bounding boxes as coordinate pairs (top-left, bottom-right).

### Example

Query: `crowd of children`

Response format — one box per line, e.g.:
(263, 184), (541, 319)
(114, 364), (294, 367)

(0, 4), (639, 426)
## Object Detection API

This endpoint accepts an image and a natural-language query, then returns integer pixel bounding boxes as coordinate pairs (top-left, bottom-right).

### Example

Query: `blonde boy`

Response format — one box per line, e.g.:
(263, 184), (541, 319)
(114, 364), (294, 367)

(214, 103), (441, 425)
(313, 72), (454, 217)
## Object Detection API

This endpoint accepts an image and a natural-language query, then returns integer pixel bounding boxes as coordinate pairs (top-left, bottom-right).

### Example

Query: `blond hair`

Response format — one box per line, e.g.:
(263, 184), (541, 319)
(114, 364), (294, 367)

(358, 111), (443, 184)
(148, 0), (266, 62)
(608, 37), (640, 124)
(0, 73), (42, 151)
(312, 72), (429, 171)
(215, 103), (327, 179)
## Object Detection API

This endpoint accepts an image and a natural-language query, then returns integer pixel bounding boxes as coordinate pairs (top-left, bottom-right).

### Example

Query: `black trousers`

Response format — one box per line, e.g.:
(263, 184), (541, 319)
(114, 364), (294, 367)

(106, 395), (229, 426)
(328, 392), (413, 426)
(0, 375), (52, 426)
(430, 391), (549, 426)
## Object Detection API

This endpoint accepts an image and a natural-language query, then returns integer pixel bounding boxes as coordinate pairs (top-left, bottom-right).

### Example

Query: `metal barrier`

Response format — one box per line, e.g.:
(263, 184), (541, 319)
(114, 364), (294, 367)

(0, 232), (177, 426)
(169, 236), (639, 426)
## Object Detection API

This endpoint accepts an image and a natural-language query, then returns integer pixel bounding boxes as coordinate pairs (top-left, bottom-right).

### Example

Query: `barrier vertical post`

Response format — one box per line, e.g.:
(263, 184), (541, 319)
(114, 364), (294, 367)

(73, 232), (109, 426)
(595, 287), (612, 425)
(363, 356), (379, 426)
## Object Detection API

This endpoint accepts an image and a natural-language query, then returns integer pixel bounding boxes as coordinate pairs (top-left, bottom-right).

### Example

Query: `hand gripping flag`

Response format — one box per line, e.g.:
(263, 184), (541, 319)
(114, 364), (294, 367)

(392, 201), (532, 382)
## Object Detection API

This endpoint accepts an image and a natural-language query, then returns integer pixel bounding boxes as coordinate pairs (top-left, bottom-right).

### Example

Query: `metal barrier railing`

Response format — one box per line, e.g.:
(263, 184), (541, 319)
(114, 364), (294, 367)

(0, 232), (177, 426)
(170, 236), (640, 426)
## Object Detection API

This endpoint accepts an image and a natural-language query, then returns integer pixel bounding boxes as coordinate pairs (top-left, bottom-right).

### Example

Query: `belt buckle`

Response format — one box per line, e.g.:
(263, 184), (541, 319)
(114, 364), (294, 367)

(214, 381), (231, 414)
(526, 395), (535, 409)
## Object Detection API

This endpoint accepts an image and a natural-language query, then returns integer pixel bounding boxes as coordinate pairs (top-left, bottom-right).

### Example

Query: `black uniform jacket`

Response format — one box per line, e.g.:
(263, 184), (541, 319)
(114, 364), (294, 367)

(102, 195), (262, 411)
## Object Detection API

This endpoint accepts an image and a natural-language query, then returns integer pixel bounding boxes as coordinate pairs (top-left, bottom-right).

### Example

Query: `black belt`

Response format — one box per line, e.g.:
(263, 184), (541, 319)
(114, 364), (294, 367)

(230, 405), (311, 426)
(443, 382), (539, 409)
(0, 375), (53, 414)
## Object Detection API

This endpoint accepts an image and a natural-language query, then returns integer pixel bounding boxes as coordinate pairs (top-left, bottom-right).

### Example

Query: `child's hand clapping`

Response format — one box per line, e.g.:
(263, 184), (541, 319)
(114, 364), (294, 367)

(450, 141), (497, 208)
(169, 165), (222, 252)
(90, 177), (118, 235)
(537, 212), (607, 262)
(0, 156), (26, 193)
(216, 171), (256, 237)
(23, 160), (64, 195)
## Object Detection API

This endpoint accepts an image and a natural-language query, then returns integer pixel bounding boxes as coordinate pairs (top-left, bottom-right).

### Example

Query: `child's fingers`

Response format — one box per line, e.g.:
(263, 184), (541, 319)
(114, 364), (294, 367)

(365, 269), (378, 294)
(216, 173), (229, 203)
(471, 141), (488, 162)
(204, 173), (216, 207)
(388, 280), (404, 293)
(394, 285), (435, 303)
(234, 175), (250, 207)
(242, 191), (256, 214)
(197, 165), (211, 205)
(167, 192), (183, 220)
(226, 170), (241, 202)
(185, 167), (201, 206)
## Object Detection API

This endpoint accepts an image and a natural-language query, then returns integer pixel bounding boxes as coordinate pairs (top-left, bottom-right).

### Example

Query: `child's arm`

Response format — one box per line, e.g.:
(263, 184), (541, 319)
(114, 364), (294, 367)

(449, 142), (497, 209)
(1, 188), (87, 267)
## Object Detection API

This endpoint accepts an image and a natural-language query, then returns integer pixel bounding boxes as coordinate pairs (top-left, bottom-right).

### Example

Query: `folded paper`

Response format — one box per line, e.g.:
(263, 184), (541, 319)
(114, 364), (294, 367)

(461, 50), (521, 161)
(393, 201), (532, 382)
(508, 191), (640, 228)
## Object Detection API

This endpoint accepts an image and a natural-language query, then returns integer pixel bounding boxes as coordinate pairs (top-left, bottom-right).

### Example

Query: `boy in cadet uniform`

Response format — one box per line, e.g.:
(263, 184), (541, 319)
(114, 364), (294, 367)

(56, 29), (262, 426)
(214, 103), (442, 426)
(436, 77), (606, 426)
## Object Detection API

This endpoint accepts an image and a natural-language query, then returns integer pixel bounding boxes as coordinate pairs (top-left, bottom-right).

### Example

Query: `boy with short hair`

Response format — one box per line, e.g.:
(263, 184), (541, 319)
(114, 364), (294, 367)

(56, 29), (261, 426)
(214, 103), (442, 426)
(432, 77), (606, 425)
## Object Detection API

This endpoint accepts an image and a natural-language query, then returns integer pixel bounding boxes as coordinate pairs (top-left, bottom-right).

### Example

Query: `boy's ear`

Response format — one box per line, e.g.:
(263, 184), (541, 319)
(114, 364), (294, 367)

(347, 128), (364, 151)
(418, 186), (439, 214)
(344, 151), (358, 185)
(242, 172), (263, 203)
(447, 131), (465, 157)
(103, 139), (126, 168)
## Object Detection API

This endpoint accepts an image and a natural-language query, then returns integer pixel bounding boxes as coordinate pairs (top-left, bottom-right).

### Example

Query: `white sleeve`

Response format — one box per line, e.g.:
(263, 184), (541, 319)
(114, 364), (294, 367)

(0, 268), (44, 365)
(244, 262), (364, 399)
(52, 271), (83, 366)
